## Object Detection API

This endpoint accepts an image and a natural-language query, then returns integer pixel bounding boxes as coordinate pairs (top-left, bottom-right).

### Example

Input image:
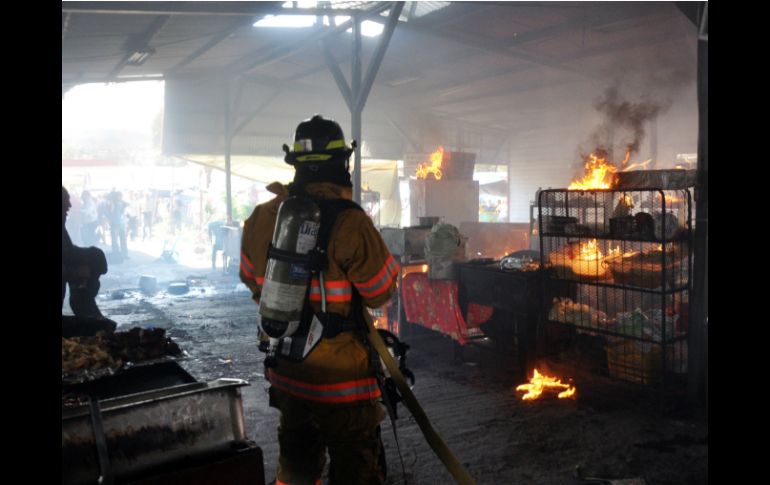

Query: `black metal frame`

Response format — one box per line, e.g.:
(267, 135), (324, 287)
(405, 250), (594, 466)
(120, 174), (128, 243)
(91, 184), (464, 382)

(538, 188), (693, 392)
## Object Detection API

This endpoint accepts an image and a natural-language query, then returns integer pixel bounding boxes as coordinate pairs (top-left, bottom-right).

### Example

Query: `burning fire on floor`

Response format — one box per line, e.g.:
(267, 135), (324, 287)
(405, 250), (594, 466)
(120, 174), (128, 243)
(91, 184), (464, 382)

(516, 369), (577, 400)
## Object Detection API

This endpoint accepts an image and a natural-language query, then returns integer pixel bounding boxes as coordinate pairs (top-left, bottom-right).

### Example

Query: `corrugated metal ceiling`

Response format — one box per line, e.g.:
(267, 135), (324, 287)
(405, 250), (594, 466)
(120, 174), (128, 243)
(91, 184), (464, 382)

(62, 1), (700, 164)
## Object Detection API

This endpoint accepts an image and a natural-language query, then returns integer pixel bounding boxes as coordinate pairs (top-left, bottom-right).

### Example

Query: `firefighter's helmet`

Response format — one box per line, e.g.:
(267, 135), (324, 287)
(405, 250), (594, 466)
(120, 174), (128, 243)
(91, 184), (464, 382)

(283, 114), (355, 165)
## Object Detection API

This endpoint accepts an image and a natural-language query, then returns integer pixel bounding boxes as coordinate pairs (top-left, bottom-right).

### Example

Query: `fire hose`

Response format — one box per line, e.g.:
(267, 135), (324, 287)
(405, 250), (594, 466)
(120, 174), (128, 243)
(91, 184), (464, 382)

(362, 309), (477, 485)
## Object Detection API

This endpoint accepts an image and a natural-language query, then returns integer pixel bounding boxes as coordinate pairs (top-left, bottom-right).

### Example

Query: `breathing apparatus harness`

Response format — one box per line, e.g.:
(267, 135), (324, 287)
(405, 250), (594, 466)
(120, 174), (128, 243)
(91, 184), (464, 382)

(258, 191), (360, 364)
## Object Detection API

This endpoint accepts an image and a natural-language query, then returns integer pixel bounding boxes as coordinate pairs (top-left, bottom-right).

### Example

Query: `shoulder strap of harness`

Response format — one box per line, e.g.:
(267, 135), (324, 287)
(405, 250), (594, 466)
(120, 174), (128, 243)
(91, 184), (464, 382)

(310, 197), (365, 338)
(277, 190), (366, 361)
(315, 197), (364, 254)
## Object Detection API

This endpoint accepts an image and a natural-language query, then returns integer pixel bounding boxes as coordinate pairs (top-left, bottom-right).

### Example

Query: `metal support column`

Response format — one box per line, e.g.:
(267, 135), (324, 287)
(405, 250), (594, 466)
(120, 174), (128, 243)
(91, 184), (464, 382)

(650, 118), (658, 168)
(688, 9), (708, 408)
(322, 2), (405, 205)
(352, 17), (363, 204)
(224, 80), (233, 224)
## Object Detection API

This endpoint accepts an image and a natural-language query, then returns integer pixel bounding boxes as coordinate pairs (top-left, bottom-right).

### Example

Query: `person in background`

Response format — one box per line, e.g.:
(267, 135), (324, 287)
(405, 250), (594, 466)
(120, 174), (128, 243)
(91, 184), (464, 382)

(208, 219), (227, 270)
(126, 191), (140, 242)
(66, 189), (83, 245)
(62, 186), (108, 318)
(141, 191), (155, 240)
(107, 190), (129, 262)
(96, 194), (110, 245)
(171, 193), (183, 235)
(80, 190), (99, 247)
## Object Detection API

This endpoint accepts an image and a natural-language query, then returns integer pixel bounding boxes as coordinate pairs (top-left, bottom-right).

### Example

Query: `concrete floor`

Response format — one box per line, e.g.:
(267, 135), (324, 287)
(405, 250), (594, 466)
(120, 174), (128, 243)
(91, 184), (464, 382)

(74, 248), (707, 485)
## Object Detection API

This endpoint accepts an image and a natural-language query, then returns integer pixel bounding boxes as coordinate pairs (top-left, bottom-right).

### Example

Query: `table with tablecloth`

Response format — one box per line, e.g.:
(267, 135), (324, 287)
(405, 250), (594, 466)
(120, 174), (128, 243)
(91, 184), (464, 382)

(400, 272), (494, 345)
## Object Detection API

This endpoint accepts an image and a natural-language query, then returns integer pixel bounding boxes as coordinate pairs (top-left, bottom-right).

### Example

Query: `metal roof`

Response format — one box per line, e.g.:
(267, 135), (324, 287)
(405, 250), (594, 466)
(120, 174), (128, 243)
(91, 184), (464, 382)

(62, 1), (701, 165)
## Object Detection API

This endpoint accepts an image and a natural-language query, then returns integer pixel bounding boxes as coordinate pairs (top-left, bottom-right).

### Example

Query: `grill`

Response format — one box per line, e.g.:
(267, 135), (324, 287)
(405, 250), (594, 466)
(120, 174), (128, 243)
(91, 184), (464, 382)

(62, 378), (252, 484)
(62, 333), (262, 484)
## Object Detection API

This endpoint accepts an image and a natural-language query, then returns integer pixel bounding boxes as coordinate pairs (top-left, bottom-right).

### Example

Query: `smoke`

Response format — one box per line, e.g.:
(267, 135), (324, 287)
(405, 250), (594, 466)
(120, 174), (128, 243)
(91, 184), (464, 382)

(576, 84), (673, 171)
(594, 86), (671, 156)
(577, 32), (696, 166)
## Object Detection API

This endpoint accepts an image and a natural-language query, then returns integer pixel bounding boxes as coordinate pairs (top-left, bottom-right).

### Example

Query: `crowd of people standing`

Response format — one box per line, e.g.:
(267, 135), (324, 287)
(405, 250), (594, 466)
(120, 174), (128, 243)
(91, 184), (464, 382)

(63, 187), (223, 265)
(64, 188), (161, 263)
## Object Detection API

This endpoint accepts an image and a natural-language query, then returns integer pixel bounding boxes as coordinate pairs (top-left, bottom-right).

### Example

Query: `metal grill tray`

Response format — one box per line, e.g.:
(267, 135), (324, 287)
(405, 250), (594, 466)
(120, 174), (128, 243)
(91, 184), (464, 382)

(62, 378), (249, 485)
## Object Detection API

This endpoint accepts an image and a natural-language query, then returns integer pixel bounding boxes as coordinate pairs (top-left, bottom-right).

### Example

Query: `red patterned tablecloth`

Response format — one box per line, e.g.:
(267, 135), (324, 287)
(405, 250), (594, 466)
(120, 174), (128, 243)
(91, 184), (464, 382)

(401, 273), (494, 345)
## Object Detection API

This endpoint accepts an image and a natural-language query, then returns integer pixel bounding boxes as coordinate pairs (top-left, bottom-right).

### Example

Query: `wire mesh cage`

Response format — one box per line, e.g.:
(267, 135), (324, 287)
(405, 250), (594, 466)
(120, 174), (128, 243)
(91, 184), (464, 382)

(538, 188), (692, 388)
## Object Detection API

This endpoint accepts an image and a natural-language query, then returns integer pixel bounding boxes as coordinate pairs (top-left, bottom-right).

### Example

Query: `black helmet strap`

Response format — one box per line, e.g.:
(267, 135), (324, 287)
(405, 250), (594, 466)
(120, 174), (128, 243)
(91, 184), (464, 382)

(289, 161), (353, 190)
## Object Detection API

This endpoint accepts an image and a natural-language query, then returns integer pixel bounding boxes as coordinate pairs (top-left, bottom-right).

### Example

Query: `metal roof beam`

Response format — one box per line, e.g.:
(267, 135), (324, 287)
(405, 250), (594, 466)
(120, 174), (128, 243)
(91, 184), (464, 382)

(386, 113), (421, 152)
(227, 2), (392, 76)
(502, 3), (658, 47)
(322, 41), (354, 112)
(355, 2), (404, 111)
(62, 2), (284, 16)
(233, 88), (283, 136)
(170, 14), (272, 72)
(397, 20), (589, 80)
(409, 2), (485, 28)
(62, 12), (71, 42)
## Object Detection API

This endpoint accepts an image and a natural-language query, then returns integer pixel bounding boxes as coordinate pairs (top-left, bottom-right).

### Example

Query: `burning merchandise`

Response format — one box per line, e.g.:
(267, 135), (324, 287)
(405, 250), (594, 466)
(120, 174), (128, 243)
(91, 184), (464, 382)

(409, 149), (479, 227)
(516, 369), (576, 400)
(567, 139), (695, 194)
(605, 244), (687, 289)
(612, 194), (635, 218)
(416, 146), (445, 180)
(568, 150), (619, 190)
(547, 239), (624, 279)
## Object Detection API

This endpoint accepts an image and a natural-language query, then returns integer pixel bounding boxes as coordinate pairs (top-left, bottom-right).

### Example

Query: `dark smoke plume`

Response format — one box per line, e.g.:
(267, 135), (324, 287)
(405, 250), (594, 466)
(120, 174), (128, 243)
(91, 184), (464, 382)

(593, 86), (671, 155)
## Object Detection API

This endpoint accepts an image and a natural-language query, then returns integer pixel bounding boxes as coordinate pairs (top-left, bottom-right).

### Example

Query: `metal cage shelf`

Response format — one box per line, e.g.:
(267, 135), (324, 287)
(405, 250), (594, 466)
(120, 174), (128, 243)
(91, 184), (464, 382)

(538, 188), (693, 388)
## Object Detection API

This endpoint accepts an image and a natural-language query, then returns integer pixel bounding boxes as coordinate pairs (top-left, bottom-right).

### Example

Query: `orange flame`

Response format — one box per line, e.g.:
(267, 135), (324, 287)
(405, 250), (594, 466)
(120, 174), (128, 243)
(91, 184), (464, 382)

(578, 239), (603, 261)
(516, 369), (576, 400)
(622, 159), (653, 172)
(401, 264), (429, 278)
(568, 239), (618, 276)
(416, 147), (445, 180)
(568, 152), (618, 190)
(620, 145), (632, 169)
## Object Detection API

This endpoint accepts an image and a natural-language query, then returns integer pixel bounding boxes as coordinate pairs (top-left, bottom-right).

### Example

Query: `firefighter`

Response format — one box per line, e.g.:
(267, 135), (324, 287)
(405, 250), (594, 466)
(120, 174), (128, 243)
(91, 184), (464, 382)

(240, 115), (399, 485)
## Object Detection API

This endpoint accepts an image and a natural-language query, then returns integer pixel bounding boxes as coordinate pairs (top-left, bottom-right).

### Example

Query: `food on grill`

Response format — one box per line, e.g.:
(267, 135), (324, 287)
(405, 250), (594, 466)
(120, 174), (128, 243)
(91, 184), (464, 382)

(62, 337), (114, 373)
(62, 327), (182, 375)
(105, 327), (182, 363)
